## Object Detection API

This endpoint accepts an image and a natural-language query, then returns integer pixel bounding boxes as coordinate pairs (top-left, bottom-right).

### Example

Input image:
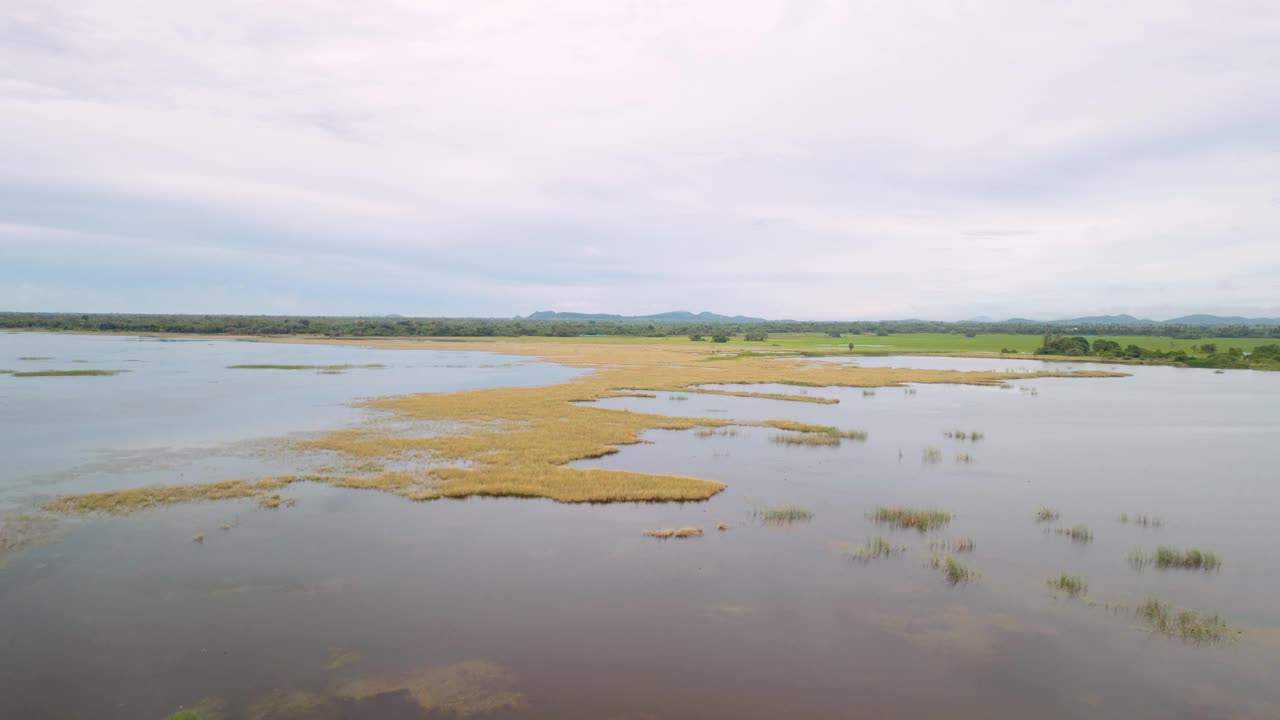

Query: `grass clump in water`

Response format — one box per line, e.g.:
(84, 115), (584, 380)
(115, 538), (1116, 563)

(871, 506), (952, 532)
(955, 453), (975, 464)
(1047, 573), (1087, 597)
(1035, 506), (1060, 522)
(921, 447), (943, 463)
(770, 432), (840, 447)
(944, 430), (984, 440)
(1130, 546), (1221, 571)
(694, 427), (739, 438)
(927, 554), (975, 584)
(1137, 597), (1232, 643)
(844, 536), (906, 562)
(1119, 512), (1164, 527)
(929, 537), (975, 553)
(753, 504), (815, 525)
(13, 369), (127, 377)
(644, 526), (703, 539)
(1055, 524), (1093, 543)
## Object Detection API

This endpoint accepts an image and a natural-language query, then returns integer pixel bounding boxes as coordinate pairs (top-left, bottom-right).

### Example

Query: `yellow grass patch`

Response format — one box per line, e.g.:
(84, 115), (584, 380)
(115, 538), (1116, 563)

(46, 339), (1124, 512)
(644, 527), (704, 539)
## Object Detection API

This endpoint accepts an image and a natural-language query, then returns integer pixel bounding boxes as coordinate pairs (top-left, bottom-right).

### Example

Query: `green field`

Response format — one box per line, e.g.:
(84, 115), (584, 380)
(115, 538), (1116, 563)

(467, 332), (1275, 356)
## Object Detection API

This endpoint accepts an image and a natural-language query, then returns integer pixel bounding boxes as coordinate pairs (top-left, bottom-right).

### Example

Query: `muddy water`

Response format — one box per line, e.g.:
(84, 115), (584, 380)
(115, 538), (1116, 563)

(2, 340), (1279, 719)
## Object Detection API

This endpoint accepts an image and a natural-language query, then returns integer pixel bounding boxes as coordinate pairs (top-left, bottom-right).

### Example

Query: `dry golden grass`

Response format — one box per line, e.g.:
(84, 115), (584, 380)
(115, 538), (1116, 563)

(45, 339), (1124, 512)
(683, 388), (839, 404)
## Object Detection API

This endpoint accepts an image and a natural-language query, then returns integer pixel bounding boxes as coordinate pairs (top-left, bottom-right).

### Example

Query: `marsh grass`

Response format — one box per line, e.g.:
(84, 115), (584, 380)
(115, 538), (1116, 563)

(13, 369), (127, 377)
(1035, 506), (1060, 522)
(862, 389), (876, 397)
(668, 394), (689, 401)
(944, 430), (984, 441)
(1055, 524), (1093, 543)
(929, 537), (975, 553)
(771, 432), (840, 447)
(844, 536), (907, 562)
(46, 341), (1122, 510)
(921, 447), (943, 463)
(1129, 546), (1221, 571)
(871, 506), (951, 532)
(927, 554), (975, 584)
(258, 494), (297, 510)
(0, 513), (60, 563)
(694, 427), (739, 438)
(686, 388), (839, 404)
(1138, 597), (1232, 643)
(18, 356), (52, 360)
(717, 522), (730, 531)
(1119, 512), (1164, 527)
(753, 504), (815, 525)
(644, 527), (704, 539)
(1047, 574), (1087, 597)
(955, 453), (975, 464)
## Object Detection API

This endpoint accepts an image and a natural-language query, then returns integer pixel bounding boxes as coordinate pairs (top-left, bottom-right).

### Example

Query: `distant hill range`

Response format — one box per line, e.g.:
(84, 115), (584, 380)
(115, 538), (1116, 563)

(1043, 314), (1280, 327)
(521, 310), (767, 323)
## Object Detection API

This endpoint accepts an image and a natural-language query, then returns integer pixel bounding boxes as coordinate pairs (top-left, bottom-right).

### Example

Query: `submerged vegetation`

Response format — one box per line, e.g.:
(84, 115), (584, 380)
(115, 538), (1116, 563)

(870, 506), (952, 532)
(1119, 512), (1164, 527)
(11, 369), (126, 377)
(1055, 524), (1094, 543)
(753, 504), (815, 525)
(843, 536), (907, 562)
(1047, 574), (1088, 597)
(1129, 546), (1221, 571)
(227, 363), (384, 371)
(644, 527), (704, 539)
(0, 513), (60, 563)
(1137, 597), (1233, 643)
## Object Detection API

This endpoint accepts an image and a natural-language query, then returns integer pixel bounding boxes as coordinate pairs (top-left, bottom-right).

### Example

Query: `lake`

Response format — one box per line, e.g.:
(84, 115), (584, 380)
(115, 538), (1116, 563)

(2, 334), (1278, 719)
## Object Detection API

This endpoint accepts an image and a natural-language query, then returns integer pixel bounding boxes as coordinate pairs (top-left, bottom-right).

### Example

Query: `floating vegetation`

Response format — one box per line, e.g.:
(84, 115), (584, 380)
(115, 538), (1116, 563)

(334, 660), (529, 716)
(644, 527), (704, 539)
(1137, 597), (1232, 643)
(694, 427), (739, 438)
(921, 447), (943, 463)
(1035, 506), (1060, 522)
(843, 536), (907, 562)
(227, 363), (384, 372)
(1129, 546), (1221, 571)
(0, 513), (60, 564)
(929, 537), (975, 553)
(12, 369), (127, 377)
(944, 430), (984, 441)
(1119, 512), (1164, 527)
(258, 494), (296, 510)
(717, 522), (730, 531)
(192, 533), (205, 543)
(1047, 574), (1087, 597)
(955, 453), (975, 464)
(1055, 524), (1093, 543)
(870, 506), (952, 532)
(247, 689), (331, 720)
(753, 504), (815, 525)
(771, 432), (840, 447)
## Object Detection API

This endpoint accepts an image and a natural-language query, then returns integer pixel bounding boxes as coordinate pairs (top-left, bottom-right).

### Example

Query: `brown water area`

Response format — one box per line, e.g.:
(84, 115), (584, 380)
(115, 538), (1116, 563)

(2, 333), (1278, 719)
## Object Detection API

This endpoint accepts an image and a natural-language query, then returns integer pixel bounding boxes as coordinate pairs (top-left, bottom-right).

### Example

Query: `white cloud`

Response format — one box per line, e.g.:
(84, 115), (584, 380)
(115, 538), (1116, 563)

(2, 0), (1279, 319)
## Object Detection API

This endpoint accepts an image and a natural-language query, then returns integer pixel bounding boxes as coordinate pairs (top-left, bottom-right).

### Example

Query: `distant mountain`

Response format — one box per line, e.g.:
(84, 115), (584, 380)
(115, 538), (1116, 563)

(521, 310), (768, 323)
(1052, 314), (1157, 325)
(1163, 314), (1280, 326)
(1010, 314), (1280, 326)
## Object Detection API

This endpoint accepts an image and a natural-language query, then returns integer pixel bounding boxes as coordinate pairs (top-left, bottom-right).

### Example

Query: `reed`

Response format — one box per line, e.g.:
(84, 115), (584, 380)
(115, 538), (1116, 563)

(754, 504), (815, 525)
(1137, 597), (1231, 643)
(844, 536), (907, 561)
(1046, 574), (1087, 597)
(1129, 546), (1220, 571)
(870, 506), (951, 531)
(1055, 524), (1093, 543)
(1035, 506), (1060, 522)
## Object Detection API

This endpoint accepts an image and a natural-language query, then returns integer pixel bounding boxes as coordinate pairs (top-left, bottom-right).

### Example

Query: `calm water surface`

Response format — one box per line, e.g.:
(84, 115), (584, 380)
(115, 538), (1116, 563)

(2, 337), (1278, 719)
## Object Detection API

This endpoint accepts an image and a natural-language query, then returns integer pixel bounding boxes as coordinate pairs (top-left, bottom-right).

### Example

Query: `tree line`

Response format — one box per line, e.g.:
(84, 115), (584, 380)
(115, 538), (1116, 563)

(2, 312), (1279, 340)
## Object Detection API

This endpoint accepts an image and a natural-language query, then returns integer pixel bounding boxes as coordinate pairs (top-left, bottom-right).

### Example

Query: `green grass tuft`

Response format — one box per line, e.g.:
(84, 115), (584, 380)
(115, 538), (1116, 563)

(1130, 546), (1220, 571)
(1035, 506), (1060, 522)
(1055, 524), (1093, 543)
(1047, 573), (1087, 597)
(870, 506), (952, 532)
(753, 504), (815, 525)
(1137, 597), (1232, 643)
(844, 536), (907, 562)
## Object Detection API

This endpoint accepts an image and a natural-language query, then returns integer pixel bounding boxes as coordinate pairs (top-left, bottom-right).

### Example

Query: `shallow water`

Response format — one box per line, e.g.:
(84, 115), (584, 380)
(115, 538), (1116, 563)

(3, 343), (1279, 719)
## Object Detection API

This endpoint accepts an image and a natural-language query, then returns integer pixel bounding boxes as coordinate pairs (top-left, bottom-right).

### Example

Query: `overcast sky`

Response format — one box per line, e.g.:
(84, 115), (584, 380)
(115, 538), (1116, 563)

(2, 1), (1279, 320)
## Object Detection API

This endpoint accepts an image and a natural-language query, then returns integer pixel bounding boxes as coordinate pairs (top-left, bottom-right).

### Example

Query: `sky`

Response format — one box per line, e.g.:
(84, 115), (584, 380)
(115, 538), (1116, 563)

(2, 1), (1279, 321)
